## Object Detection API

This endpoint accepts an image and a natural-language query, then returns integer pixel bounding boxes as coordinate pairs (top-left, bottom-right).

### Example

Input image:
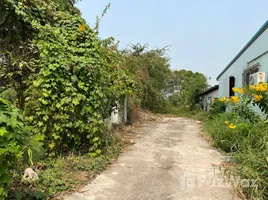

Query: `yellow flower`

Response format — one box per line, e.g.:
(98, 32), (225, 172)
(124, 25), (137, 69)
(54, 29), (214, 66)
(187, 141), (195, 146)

(219, 97), (229, 102)
(229, 124), (236, 129)
(255, 83), (267, 92)
(254, 94), (263, 102)
(78, 24), (86, 32)
(224, 121), (229, 125)
(250, 85), (255, 90)
(49, 142), (55, 150)
(232, 87), (239, 93)
(231, 96), (240, 104)
(239, 88), (245, 95)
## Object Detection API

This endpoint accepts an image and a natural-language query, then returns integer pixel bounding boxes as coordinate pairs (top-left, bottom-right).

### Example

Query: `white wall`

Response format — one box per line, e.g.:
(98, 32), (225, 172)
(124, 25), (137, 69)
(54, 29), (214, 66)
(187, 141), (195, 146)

(218, 26), (268, 115)
(201, 89), (219, 111)
(218, 27), (268, 97)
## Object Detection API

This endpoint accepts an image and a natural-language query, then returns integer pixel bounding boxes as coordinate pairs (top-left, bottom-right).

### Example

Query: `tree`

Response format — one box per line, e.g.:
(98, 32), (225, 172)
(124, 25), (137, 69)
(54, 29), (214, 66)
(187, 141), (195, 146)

(121, 44), (172, 112)
(0, 0), (39, 109)
(168, 70), (208, 109)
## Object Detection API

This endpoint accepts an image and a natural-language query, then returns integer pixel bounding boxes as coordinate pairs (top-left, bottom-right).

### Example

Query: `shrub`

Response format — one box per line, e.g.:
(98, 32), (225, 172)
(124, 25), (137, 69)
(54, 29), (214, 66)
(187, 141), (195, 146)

(12, 4), (135, 153)
(0, 88), (17, 104)
(232, 103), (260, 123)
(209, 98), (226, 115)
(151, 97), (173, 114)
(0, 98), (43, 199)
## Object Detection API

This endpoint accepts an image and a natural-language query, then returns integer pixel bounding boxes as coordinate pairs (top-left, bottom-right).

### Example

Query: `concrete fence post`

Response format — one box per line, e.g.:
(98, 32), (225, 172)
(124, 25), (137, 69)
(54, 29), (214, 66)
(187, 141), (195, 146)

(124, 96), (127, 123)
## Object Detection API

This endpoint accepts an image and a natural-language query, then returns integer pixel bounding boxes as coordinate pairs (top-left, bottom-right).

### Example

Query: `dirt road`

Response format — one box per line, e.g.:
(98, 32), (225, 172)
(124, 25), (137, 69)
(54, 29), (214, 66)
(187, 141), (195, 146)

(65, 118), (237, 200)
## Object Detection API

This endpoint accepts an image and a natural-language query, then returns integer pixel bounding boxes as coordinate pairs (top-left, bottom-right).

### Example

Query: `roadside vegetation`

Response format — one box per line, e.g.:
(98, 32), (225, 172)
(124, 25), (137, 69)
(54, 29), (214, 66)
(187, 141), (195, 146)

(2, 1), (266, 200)
(3, 0), (267, 200)
(8, 134), (126, 199)
(0, 0), (208, 199)
(202, 84), (268, 200)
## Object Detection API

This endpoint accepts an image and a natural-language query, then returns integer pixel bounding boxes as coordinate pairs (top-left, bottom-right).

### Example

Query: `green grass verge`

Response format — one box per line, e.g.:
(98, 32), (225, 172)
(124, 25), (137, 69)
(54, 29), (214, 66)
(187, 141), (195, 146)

(8, 136), (127, 200)
(202, 112), (268, 200)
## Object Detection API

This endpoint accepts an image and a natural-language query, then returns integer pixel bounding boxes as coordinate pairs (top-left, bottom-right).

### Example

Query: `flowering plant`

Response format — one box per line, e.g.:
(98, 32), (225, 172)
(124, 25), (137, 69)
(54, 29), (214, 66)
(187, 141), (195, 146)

(249, 82), (268, 115)
(216, 83), (268, 125)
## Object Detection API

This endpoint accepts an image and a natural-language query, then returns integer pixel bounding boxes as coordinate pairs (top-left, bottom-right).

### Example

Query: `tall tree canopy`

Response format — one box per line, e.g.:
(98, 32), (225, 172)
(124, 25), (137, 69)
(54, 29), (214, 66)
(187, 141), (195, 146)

(168, 70), (208, 109)
(121, 44), (172, 112)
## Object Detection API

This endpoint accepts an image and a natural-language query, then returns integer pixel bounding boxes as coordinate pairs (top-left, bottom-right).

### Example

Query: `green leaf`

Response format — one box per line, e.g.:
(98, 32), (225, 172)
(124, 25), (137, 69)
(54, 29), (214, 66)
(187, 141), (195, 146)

(33, 134), (45, 141)
(0, 127), (7, 136)
(73, 99), (79, 106)
(96, 149), (101, 154)
(43, 92), (49, 97)
(33, 80), (41, 87)
(52, 133), (60, 140)
(41, 99), (49, 105)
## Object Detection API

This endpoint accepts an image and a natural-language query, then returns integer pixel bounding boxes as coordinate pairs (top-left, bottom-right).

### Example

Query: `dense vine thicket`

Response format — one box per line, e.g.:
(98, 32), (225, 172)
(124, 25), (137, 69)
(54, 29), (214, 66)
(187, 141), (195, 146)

(1, 0), (134, 153)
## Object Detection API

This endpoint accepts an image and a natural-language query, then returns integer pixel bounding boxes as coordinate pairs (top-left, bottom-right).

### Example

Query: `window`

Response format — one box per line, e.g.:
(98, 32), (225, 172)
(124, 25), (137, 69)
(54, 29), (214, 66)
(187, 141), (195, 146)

(229, 76), (235, 96)
(242, 64), (259, 86)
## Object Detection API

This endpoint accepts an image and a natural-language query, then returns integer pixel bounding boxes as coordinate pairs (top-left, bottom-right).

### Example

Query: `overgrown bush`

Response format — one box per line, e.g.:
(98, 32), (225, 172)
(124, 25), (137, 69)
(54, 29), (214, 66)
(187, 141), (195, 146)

(1, 0), (134, 154)
(150, 97), (173, 114)
(0, 98), (43, 199)
(0, 88), (17, 104)
(208, 98), (226, 115)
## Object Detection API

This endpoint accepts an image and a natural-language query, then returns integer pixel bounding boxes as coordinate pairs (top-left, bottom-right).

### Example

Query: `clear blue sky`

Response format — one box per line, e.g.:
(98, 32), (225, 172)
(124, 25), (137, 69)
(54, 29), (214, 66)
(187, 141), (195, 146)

(76, 0), (268, 85)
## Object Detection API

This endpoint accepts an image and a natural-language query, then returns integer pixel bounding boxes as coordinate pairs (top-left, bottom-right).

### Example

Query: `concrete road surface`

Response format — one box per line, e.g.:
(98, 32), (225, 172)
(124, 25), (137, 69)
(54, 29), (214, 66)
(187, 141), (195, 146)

(65, 118), (238, 200)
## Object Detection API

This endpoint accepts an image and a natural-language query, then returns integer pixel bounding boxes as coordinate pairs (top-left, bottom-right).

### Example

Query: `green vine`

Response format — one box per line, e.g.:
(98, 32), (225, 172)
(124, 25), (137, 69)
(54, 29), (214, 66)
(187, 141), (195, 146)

(8, 0), (135, 152)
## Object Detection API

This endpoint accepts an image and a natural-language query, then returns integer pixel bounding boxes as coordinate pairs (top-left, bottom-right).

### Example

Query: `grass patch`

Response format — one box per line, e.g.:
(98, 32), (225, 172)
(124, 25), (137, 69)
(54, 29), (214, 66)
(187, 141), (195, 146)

(160, 107), (210, 121)
(202, 112), (268, 200)
(8, 135), (128, 200)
